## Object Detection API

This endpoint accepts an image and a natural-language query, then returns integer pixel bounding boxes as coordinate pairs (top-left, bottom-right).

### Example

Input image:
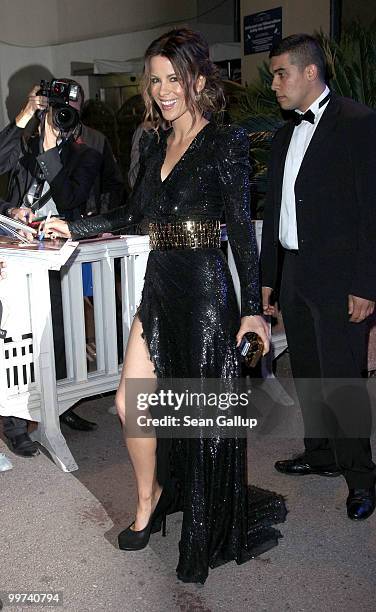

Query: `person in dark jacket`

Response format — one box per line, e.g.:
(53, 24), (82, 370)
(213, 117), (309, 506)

(0, 82), (102, 222)
(79, 123), (124, 214)
(261, 34), (376, 521)
(0, 80), (103, 455)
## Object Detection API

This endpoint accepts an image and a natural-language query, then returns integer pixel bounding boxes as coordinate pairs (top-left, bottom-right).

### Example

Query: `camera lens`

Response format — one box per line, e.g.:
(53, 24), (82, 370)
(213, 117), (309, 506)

(52, 106), (79, 131)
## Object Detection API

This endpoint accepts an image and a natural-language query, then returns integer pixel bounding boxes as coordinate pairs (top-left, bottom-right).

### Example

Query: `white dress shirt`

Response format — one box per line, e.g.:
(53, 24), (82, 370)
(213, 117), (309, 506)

(279, 86), (330, 250)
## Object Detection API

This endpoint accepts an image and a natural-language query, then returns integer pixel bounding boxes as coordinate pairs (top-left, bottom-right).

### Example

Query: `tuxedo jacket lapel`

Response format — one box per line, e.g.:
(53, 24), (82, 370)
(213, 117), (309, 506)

(272, 121), (294, 231)
(296, 95), (340, 180)
(270, 95), (340, 234)
(275, 121), (294, 191)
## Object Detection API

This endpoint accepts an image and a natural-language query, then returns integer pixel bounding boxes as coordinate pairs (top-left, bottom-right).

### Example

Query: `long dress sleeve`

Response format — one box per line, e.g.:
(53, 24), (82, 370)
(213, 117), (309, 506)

(216, 125), (261, 316)
(68, 130), (153, 239)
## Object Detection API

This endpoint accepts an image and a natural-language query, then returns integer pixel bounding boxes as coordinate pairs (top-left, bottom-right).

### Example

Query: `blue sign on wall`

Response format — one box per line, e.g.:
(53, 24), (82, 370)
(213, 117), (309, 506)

(244, 7), (282, 55)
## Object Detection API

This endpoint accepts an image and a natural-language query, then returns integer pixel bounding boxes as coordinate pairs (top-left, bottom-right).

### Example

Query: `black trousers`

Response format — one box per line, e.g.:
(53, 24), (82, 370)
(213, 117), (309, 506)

(2, 271), (66, 438)
(280, 250), (375, 489)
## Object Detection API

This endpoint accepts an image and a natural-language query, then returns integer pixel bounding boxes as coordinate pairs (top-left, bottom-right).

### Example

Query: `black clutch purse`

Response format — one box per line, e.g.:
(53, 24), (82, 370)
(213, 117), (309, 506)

(239, 332), (264, 368)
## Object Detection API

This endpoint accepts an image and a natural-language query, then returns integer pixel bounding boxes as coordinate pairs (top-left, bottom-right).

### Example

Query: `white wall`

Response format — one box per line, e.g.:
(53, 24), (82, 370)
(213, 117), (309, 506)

(0, 24), (190, 125)
(0, 44), (54, 126)
(50, 27), (175, 109)
(0, 0), (197, 45)
(0, 0), (199, 125)
(51, 20), (236, 80)
(0, 16), (235, 127)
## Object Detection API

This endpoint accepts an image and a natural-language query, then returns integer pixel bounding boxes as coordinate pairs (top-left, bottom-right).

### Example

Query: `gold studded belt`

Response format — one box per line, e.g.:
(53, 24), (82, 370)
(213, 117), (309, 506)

(149, 220), (221, 250)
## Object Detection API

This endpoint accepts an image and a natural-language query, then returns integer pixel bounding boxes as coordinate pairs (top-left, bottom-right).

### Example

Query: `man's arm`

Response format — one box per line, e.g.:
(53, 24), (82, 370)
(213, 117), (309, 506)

(0, 123), (24, 175)
(37, 145), (102, 213)
(348, 109), (376, 317)
(0, 85), (48, 174)
(260, 133), (280, 308)
(0, 86), (48, 217)
(15, 84), (48, 129)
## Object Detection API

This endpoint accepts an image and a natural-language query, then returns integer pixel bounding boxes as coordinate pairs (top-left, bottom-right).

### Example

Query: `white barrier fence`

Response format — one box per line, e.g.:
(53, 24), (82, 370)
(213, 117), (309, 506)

(0, 223), (289, 472)
(0, 236), (149, 471)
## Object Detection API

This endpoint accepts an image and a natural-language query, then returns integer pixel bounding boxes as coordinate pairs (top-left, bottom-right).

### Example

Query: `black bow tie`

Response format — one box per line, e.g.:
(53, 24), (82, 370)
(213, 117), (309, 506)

(293, 91), (332, 126)
(293, 109), (315, 126)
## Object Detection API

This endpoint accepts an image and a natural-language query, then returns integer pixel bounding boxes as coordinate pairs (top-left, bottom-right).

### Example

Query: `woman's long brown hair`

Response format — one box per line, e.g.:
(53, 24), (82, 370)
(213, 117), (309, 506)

(140, 28), (225, 131)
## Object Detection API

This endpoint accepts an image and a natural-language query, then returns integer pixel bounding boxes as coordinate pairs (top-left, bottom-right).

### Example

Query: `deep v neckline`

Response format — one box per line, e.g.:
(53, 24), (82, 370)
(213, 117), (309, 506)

(160, 122), (211, 184)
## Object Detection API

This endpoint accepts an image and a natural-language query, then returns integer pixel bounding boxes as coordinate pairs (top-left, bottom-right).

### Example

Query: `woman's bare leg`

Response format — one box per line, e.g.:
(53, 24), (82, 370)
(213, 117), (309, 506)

(115, 314), (161, 531)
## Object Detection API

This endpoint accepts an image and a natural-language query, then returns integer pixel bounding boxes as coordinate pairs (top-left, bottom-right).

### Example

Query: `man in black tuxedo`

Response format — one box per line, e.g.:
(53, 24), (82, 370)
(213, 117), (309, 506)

(261, 34), (376, 520)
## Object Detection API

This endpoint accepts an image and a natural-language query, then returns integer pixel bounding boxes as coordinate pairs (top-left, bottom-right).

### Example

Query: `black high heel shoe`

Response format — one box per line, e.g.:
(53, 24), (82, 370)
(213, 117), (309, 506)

(118, 485), (172, 551)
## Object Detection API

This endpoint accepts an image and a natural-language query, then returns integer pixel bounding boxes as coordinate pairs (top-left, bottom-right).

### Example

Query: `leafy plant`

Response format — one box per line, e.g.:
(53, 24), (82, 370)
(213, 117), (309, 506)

(316, 23), (376, 108)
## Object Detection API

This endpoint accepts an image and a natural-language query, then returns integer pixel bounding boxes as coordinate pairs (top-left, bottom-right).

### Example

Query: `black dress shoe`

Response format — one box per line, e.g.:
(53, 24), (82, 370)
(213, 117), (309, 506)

(7, 433), (40, 458)
(60, 410), (98, 431)
(347, 487), (376, 521)
(275, 455), (341, 477)
(118, 484), (175, 551)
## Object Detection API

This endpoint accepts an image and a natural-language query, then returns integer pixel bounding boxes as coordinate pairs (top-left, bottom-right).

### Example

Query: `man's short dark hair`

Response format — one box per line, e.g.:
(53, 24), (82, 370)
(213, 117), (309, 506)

(269, 34), (326, 81)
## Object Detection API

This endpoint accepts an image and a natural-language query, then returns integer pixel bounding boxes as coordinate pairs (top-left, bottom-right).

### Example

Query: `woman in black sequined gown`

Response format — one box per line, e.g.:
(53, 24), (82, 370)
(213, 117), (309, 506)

(45, 29), (286, 584)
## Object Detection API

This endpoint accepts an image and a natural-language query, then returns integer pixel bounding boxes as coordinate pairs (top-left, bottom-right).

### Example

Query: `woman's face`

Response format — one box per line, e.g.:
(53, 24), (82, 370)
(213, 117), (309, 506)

(149, 55), (189, 122)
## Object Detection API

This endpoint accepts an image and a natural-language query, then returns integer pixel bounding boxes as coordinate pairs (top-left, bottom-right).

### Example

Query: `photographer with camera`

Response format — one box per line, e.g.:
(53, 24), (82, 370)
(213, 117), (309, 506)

(0, 79), (103, 456)
(0, 80), (102, 222)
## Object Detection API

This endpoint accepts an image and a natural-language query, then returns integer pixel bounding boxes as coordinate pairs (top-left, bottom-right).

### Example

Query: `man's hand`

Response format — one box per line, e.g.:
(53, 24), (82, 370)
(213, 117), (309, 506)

(262, 286), (277, 316)
(43, 109), (60, 151)
(7, 207), (35, 224)
(6, 208), (35, 242)
(15, 85), (48, 128)
(0, 259), (6, 280)
(348, 295), (375, 323)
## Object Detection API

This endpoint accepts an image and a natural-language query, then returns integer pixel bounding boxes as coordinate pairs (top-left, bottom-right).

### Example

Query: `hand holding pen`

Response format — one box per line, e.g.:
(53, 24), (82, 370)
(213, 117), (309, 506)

(38, 210), (52, 241)
(42, 217), (71, 240)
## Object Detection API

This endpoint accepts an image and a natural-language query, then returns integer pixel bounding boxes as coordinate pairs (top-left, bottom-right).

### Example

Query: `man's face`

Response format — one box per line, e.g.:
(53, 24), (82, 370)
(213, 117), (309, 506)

(270, 52), (311, 112)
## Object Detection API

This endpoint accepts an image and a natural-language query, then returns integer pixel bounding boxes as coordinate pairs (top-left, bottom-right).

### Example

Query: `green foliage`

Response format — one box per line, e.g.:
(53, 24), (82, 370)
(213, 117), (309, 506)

(225, 63), (278, 123)
(316, 23), (376, 108)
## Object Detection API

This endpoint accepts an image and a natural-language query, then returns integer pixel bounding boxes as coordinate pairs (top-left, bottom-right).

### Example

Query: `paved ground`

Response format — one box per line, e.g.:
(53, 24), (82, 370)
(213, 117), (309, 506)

(1, 359), (375, 612)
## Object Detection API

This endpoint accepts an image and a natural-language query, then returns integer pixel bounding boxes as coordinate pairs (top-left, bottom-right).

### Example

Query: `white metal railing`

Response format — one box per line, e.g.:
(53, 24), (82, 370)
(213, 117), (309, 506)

(0, 236), (149, 471)
(58, 236), (149, 413)
(0, 225), (290, 472)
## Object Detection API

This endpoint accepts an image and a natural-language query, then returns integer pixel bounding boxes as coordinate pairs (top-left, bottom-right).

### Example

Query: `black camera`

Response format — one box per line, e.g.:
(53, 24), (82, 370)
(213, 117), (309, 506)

(38, 79), (81, 132)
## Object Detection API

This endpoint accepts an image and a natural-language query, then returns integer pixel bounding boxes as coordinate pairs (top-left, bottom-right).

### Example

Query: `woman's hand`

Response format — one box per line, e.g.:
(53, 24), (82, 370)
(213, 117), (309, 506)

(236, 314), (270, 356)
(42, 218), (72, 239)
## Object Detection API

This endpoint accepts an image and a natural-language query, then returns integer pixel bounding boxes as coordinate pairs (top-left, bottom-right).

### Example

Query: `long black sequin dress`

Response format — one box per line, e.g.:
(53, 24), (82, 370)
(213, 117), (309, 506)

(69, 122), (286, 584)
